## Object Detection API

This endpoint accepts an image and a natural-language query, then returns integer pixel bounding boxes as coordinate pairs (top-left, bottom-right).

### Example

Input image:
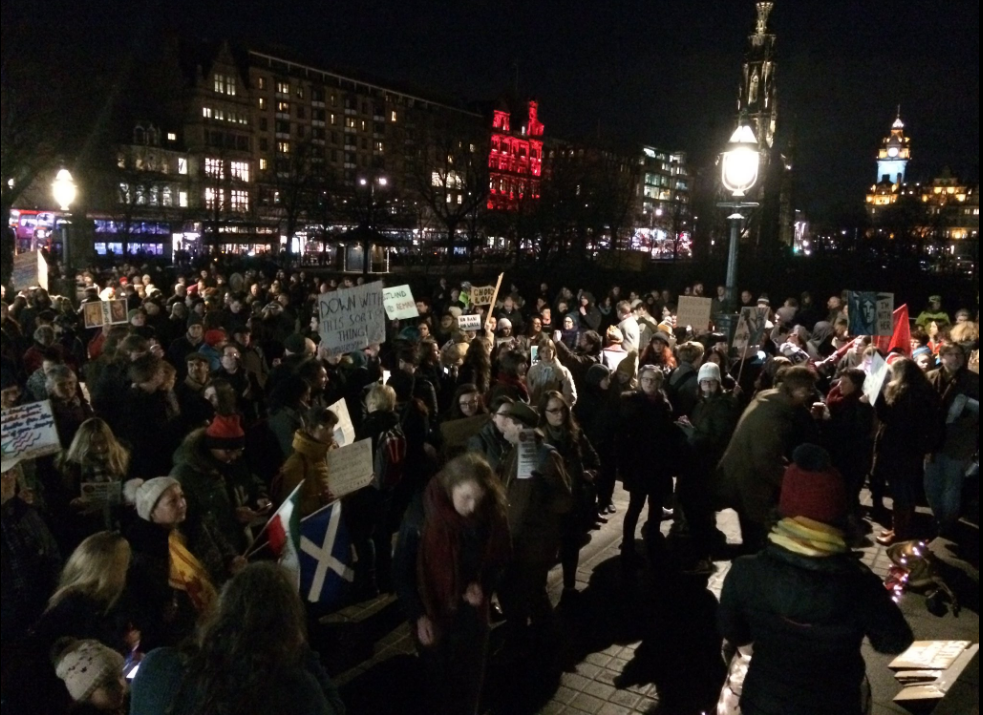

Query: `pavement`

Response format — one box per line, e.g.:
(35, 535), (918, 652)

(313, 485), (979, 715)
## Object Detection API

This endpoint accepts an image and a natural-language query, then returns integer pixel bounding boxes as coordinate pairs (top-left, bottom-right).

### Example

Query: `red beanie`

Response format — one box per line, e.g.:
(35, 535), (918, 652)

(779, 444), (847, 524)
(204, 414), (246, 450)
(203, 329), (227, 347)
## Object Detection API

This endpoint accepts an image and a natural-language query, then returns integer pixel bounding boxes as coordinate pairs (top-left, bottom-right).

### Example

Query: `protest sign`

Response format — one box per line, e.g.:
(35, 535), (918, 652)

(12, 251), (48, 291)
(516, 430), (539, 480)
(732, 311), (752, 352)
(80, 481), (123, 507)
(848, 291), (894, 337)
(676, 296), (713, 333)
(1, 400), (62, 470)
(82, 299), (129, 329)
(326, 438), (374, 498)
(863, 352), (889, 405)
(382, 284), (419, 320)
(317, 282), (386, 354)
(470, 285), (496, 307)
(327, 398), (356, 447)
(439, 414), (488, 460)
(456, 314), (482, 331)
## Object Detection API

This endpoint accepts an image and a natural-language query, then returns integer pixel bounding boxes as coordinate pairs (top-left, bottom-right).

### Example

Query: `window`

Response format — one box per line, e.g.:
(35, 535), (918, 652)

(259, 118), (268, 131)
(257, 77), (267, 90)
(346, 117), (356, 129)
(312, 88), (325, 102)
(230, 190), (249, 212)
(177, 157), (188, 175)
(259, 138), (269, 151)
(374, 141), (384, 152)
(277, 141), (290, 154)
(204, 187), (225, 210)
(167, 132), (177, 142)
(330, 113), (337, 125)
(214, 109), (225, 122)
(277, 101), (290, 113)
(213, 74), (236, 96)
(360, 119), (367, 132)
(295, 86), (304, 99)
(205, 157), (224, 178)
(178, 191), (188, 208)
(202, 107), (213, 119)
(297, 125), (306, 139)
(258, 98), (267, 110)
(297, 106), (306, 119)
(391, 110), (397, 122)
(161, 187), (173, 207)
(259, 158), (268, 171)
(118, 182), (131, 204)
(276, 81), (290, 95)
(231, 161), (250, 182)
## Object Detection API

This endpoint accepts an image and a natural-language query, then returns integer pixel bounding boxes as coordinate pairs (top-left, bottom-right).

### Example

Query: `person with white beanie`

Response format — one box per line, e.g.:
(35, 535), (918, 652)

(53, 637), (128, 711)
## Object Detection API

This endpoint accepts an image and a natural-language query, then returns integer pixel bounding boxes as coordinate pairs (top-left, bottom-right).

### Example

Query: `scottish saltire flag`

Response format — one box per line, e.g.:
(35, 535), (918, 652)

(299, 501), (354, 605)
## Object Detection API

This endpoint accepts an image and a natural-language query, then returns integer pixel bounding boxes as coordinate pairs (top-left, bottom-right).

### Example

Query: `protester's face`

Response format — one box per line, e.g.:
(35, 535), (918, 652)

(88, 434), (110, 460)
(639, 371), (661, 397)
(458, 392), (480, 417)
(188, 324), (203, 341)
(516, 359), (528, 377)
(503, 417), (524, 445)
(599, 375), (611, 390)
(788, 385), (814, 406)
(531, 317), (542, 332)
(828, 296), (841, 310)
(130, 313), (146, 327)
(0, 467), (18, 504)
(741, 291), (752, 304)
(418, 323), (430, 338)
(914, 353), (931, 371)
(50, 374), (77, 401)
(451, 480), (484, 517)
(492, 405), (512, 436)
(563, 317), (574, 330)
(503, 297), (514, 311)
(220, 347), (240, 372)
(1, 386), (21, 409)
(152, 485), (187, 526)
(700, 379), (720, 396)
(187, 360), (209, 384)
(838, 377), (857, 396)
(312, 366), (329, 390)
(540, 345), (555, 362)
(541, 309), (551, 323)
(210, 447), (244, 464)
(544, 398), (567, 428)
(500, 325), (512, 337)
(87, 674), (128, 711)
(941, 350), (964, 373)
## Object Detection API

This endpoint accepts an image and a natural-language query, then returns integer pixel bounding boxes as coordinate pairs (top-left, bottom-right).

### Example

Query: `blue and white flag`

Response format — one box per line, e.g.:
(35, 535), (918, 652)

(299, 501), (354, 605)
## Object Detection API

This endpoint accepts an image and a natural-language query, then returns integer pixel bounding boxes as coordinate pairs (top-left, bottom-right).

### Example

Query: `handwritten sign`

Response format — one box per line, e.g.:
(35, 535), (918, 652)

(676, 296), (713, 333)
(382, 284), (419, 320)
(456, 314), (482, 331)
(82, 299), (129, 329)
(327, 438), (374, 498)
(1, 400), (62, 471)
(327, 398), (356, 447)
(470, 285), (496, 307)
(317, 282), (386, 354)
(517, 429), (539, 480)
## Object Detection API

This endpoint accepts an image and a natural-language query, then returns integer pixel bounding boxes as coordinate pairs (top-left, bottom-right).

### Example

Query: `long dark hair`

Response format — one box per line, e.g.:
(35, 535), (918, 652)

(177, 563), (308, 715)
(536, 390), (582, 442)
(462, 339), (491, 393)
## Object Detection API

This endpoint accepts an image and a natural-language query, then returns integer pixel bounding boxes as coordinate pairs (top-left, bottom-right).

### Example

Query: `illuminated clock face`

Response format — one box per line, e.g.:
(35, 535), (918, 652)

(888, 147), (899, 157)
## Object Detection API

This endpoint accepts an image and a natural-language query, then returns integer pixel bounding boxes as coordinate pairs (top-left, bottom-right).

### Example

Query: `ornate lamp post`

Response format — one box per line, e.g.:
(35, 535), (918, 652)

(51, 168), (78, 303)
(716, 116), (760, 340)
(357, 174), (387, 277)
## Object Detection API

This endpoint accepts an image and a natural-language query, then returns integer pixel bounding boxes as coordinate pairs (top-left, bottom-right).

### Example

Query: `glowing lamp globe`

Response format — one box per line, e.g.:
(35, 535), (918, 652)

(52, 169), (77, 211)
(721, 124), (760, 198)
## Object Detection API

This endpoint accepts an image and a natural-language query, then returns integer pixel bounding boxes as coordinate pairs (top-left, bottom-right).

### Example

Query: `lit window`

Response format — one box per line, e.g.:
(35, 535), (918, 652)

(202, 107), (213, 119)
(277, 141), (290, 154)
(214, 109), (225, 122)
(375, 141), (384, 152)
(118, 183), (131, 204)
(446, 193), (453, 204)
(390, 110), (397, 122)
(330, 113), (337, 125)
(204, 187), (225, 210)
(231, 161), (250, 182)
(161, 187), (173, 207)
(346, 117), (356, 129)
(277, 81), (290, 95)
(177, 158), (188, 175)
(258, 98), (267, 110)
(259, 158), (268, 171)
(457, 194), (463, 205)
(230, 190), (249, 212)
(295, 87), (304, 99)
(205, 157), (224, 178)
(178, 191), (188, 208)
(277, 101), (290, 113)
(213, 74), (236, 96)
(257, 77), (267, 90)
(167, 132), (177, 142)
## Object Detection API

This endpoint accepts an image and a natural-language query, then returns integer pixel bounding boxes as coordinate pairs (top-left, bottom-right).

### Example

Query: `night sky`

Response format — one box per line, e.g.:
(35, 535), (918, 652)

(19, 0), (982, 222)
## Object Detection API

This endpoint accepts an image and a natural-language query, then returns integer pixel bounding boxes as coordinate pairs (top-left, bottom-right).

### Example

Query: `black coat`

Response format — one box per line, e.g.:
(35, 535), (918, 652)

(616, 392), (685, 492)
(719, 544), (913, 715)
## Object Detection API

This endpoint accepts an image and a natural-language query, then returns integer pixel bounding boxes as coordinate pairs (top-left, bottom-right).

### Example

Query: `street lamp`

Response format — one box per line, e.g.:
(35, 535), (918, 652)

(357, 174), (388, 277)
(51, 168), (78, 303)
(717, 116), (760, 340)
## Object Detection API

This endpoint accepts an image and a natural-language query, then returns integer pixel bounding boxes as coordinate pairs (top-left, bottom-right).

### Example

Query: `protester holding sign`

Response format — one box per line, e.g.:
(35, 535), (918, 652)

(275, 406), (340, 517)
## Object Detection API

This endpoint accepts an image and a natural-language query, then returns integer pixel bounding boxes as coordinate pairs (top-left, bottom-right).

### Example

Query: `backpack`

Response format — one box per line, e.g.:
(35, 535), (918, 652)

(373, 423), (407, 490)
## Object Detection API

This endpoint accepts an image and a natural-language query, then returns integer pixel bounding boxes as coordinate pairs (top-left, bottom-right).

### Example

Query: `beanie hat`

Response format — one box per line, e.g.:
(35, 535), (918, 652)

(605, 326), (624, 345)
(204, 414), (246, 450)
(912, 345), (932, 359)
(125, 476), (179, 521)
(616, 350), (638, 380)
(651, 330), (671, 346)
(505, 401), (539, 429)
(585, 363), (611, 388)
(448, 305), (463, 318)
(497, 318), (512, 331)
(203, 329), (227, 347)
(283, 333), (307, 355)
(779, 444), (847, 524)
(54, 638), (125, 703)
(697, 362), (722, 384)
(186, 313), (203, 328)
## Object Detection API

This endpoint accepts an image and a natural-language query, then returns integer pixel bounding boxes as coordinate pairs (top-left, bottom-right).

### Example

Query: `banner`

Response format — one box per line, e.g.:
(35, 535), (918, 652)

(326, 438), (374, 498)
(299, 501), (353, 605)
(1, 400), (62, 470)
(456, 314), (482, 331)
(470, 285), (496, 307)
(848, 291), (894, 337)
(382, 284), (420, 320)
(317, 282), (386, 354)
(82, 299), (130, 329)
(676, 296), (713, 333)
(326, 398), (356, 447)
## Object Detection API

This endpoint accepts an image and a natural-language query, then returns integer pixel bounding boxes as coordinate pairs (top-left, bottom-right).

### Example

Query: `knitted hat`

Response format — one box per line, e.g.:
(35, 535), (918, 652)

(125, 476), (179, 521)
(928, 295), (942, 304)
(497, 318), (512, 331)
(204, 414), (246, 450)
(203, 329), (227, 347)
(697, 362), (722, 384)
(606, 326), (623, 345)
(585, 363), (611, 388)
(186, 313), (203, 328)
(779, 444), (847, 524)
(616, 350), (638, 380)
(505, 401), (539, 428)
(651, 330), (671, 346)
(54, 638), (125, 703)
(283, 333), (307, 355)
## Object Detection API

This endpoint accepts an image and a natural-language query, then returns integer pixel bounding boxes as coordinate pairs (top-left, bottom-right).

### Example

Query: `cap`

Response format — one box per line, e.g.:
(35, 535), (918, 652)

(505, 401), (539, 428)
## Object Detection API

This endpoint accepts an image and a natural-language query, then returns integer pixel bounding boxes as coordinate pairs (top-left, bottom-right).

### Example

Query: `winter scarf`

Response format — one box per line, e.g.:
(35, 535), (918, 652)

(768, 516), (848, 558)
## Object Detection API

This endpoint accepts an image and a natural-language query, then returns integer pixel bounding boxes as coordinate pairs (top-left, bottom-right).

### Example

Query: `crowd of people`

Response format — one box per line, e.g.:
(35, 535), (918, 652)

(0, 262), (978, 715)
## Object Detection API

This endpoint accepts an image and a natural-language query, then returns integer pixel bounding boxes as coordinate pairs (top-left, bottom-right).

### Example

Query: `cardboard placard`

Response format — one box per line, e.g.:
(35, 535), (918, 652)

(470, 285), (496, 307)
(516, 429), (539, 480)
(80, 481), (123, 507)
(732, 311), (752, 352)
(890, 641), (974, 671)
(82, 299), (129, 329)
(848, 291), (894, 337)
(1, 400), (62, 471)
(863, 352), (889, 405)
(382, 284), (420, 321)
(456, 314), (482, 331)
(675, 296), (713, 333)
(326, 438), (374, 498)
(439, 414), (488, 456)
(327, 398), (356, 447)
(317, 282), (386, 354)
(12, 251), (48, 291)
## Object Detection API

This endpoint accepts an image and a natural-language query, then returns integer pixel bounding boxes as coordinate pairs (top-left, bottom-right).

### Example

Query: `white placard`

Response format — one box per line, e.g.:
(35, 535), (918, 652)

(456, 314), (482, 331)
(327, 398), (356, 447)
(470, 285), (496, 306)
(382, 284), (420, 320)
(1, 400), (62, 471)
(676, 296), (713, 333)
(732, 310), (752, 352)
(516, 429), (538, 480)
(327, 438), (374, 498)
(863, 352), (889, 406)
(317, 282), (386, 354)
(82, 299), (129, 329)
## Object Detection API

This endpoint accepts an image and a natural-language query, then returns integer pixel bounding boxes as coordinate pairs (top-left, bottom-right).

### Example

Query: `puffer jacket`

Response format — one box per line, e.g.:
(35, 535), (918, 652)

(276, 430), (334, 517)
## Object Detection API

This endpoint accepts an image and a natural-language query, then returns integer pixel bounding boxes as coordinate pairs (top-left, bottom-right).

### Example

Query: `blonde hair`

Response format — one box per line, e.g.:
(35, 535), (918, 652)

(365, 383), (396, 413)
(59, 418), (130, 477)
(47, 532), (131, 613)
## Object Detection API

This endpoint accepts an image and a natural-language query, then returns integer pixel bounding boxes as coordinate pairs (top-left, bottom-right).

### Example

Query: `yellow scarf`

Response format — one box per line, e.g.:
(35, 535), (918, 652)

(168, 529), (218, 614)
(768, 516), (848, 557)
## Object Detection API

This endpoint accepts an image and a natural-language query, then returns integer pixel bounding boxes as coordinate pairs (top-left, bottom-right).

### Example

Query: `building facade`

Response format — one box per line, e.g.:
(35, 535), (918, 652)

(487, 100), (545, 210)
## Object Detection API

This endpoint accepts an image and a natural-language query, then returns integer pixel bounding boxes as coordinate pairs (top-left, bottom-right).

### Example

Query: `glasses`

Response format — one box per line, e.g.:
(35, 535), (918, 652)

(459, 399), (479, 408)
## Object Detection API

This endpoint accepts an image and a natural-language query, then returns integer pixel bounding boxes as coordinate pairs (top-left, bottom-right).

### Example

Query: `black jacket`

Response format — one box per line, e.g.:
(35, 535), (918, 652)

(719, 544), (913, 715)
(616, 392), (685, 492)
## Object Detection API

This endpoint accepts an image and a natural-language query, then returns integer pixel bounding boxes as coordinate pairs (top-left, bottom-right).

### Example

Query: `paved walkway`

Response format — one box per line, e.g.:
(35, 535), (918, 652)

(316, 486), (979, 715)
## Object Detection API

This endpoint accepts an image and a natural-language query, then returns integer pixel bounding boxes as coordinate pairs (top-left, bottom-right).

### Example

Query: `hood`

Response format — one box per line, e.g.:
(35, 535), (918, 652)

(172, 428), (221, 474)
(810, 321), (834, 344)
(291, 429), (329, 460)
(585, 363), (611, 389)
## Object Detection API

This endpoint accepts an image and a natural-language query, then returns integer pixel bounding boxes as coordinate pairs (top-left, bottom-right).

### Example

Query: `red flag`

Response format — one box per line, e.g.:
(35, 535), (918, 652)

(875, 304), (911, 357)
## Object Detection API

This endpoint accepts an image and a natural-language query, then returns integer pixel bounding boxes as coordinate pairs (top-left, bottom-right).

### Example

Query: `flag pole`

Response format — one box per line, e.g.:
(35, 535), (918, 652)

(242, 480), (306, 558)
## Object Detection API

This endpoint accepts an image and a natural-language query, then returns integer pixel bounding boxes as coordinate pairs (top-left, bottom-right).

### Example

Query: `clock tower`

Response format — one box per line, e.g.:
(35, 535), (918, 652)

(876, 109), (910, 185)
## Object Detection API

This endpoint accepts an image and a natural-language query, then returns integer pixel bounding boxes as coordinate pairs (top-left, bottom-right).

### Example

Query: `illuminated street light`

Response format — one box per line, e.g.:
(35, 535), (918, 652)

(51, 168), (79, 304)
(52, 168), (77, 211)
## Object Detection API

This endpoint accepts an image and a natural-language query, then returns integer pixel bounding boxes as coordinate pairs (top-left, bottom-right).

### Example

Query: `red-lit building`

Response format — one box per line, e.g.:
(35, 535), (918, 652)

(487, 101), (544, 210)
